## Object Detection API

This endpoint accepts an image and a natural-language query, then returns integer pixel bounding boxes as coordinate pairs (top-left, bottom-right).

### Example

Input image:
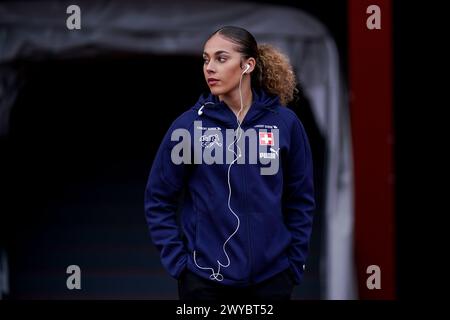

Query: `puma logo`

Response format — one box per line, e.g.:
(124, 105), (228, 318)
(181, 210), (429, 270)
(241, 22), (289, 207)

(270, 147), (280, 156)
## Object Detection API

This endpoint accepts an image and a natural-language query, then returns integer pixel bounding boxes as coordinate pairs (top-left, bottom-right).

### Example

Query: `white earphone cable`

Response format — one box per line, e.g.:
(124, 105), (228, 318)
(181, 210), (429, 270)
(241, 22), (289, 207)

(193, 64), (248, 281)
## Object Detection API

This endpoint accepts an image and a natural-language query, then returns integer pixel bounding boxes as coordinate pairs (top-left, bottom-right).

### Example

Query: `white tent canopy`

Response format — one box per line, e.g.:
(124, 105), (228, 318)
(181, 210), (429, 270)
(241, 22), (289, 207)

(0, 0), (356, 299)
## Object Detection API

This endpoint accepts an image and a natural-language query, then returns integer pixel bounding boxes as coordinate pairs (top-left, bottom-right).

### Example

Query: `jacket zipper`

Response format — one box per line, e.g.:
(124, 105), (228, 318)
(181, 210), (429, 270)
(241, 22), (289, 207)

(234, 118), (255, 285)
(241, 145), (254, 285)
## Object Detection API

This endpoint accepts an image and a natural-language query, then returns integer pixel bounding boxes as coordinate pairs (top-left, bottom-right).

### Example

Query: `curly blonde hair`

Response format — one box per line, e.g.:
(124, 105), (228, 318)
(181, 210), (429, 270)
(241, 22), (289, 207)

(256, 44), (298, 106)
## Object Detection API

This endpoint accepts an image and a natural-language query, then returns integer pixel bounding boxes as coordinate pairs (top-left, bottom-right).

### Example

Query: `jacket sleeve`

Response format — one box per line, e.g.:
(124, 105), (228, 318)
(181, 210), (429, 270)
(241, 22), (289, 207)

(283, 117), (316, 285)
(144, 121), (190, 279)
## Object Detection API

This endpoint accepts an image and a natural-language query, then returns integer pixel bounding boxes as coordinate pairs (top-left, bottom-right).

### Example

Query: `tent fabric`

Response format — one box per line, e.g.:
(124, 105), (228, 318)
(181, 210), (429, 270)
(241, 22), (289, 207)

(0, 0), (356, 299)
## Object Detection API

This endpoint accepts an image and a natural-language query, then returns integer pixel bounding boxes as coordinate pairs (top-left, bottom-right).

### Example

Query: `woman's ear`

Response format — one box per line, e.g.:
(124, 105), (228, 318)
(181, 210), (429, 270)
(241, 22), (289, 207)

(242, 58), (256, 74)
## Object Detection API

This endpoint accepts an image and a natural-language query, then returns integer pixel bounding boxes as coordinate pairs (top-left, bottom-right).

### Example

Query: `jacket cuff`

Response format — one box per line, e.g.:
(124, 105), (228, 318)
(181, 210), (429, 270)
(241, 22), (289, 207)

(288, 260), (305, 285)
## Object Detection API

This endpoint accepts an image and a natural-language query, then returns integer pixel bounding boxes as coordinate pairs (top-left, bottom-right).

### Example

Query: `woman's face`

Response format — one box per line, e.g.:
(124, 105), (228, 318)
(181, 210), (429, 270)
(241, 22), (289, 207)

(203, 34), (245, 97)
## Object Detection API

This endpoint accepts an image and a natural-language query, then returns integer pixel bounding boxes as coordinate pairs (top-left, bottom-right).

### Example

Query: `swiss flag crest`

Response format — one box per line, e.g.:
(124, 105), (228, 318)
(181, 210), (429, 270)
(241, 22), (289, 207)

(259, 132), (273, 146)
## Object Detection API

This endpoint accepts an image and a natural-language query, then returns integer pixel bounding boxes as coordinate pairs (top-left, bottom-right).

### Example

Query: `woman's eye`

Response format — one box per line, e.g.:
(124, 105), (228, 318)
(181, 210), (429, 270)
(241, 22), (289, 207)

(218, 57), (227, 63)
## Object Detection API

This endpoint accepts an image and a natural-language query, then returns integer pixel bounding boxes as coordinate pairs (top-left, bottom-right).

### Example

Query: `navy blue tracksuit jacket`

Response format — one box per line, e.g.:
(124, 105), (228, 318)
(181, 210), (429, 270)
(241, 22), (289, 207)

(145, 88), (315, 287)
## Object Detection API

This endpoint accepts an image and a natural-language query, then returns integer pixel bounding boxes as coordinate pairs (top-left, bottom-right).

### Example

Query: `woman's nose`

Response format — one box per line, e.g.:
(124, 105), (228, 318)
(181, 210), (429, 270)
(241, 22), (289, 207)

(205, 62), (215, 73)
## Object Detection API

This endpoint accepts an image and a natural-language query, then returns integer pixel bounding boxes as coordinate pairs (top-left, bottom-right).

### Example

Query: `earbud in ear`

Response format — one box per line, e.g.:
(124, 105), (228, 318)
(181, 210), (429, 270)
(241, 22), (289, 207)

(243, 64), (250, 73)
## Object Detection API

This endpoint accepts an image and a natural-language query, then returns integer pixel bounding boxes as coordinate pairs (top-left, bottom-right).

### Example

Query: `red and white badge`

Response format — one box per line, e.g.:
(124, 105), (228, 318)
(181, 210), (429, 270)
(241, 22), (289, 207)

(259, 132), (273, 146)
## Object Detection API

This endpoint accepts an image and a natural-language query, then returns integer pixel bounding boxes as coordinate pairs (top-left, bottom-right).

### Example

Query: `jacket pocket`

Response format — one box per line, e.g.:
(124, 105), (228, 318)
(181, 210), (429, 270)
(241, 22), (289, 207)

(249, 212), (291, 267)
(193, 208), (247, 278)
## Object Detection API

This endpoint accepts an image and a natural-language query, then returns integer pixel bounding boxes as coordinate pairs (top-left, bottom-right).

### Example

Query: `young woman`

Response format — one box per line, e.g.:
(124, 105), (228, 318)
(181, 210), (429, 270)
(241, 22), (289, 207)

(145, 26), (315, 301)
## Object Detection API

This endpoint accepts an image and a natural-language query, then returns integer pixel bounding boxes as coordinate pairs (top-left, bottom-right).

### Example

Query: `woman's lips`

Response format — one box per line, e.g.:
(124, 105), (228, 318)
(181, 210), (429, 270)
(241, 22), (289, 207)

(208, 79), (219, 86)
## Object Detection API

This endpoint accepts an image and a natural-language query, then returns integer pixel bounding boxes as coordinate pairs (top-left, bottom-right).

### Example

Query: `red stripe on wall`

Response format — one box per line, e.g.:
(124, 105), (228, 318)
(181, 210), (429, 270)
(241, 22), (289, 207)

(348, 0), (395, 299)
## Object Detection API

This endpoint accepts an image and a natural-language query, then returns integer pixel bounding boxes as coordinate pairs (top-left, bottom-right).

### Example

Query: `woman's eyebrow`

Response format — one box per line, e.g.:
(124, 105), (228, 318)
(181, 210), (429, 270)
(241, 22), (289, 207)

(203, 50), (231, 57)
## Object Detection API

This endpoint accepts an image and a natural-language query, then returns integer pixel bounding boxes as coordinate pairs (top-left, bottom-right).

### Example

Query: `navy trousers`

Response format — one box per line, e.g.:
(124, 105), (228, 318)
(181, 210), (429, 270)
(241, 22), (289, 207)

(178, 268), (296, 301)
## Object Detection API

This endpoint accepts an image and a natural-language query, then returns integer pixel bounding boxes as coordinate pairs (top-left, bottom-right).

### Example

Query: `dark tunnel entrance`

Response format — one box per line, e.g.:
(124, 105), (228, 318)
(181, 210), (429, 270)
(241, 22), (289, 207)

(1, 54), (325, 299)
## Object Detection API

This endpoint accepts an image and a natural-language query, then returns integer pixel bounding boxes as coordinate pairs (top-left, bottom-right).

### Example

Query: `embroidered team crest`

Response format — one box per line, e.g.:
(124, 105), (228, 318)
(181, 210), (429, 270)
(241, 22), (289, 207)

(199, 134), (222, 148)
(259, 132), (273, 146)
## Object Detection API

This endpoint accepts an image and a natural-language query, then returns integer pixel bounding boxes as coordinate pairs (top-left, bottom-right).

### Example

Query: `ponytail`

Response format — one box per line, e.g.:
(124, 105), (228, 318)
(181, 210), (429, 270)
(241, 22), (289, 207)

(253, 44), (298, 106)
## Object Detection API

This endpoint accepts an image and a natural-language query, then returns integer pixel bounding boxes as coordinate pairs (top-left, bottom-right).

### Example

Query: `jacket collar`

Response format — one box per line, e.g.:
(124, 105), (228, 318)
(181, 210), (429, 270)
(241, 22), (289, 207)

(192, 88), (280, 128)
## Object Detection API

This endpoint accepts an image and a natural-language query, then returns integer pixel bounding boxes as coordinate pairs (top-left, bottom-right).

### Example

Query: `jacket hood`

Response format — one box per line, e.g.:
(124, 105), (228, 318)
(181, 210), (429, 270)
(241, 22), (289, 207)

(192, 88), (280, 128)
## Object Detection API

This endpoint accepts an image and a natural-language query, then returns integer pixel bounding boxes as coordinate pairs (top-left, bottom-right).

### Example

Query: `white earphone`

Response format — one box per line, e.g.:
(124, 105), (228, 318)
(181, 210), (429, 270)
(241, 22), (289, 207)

(243, 63), (250, 74)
